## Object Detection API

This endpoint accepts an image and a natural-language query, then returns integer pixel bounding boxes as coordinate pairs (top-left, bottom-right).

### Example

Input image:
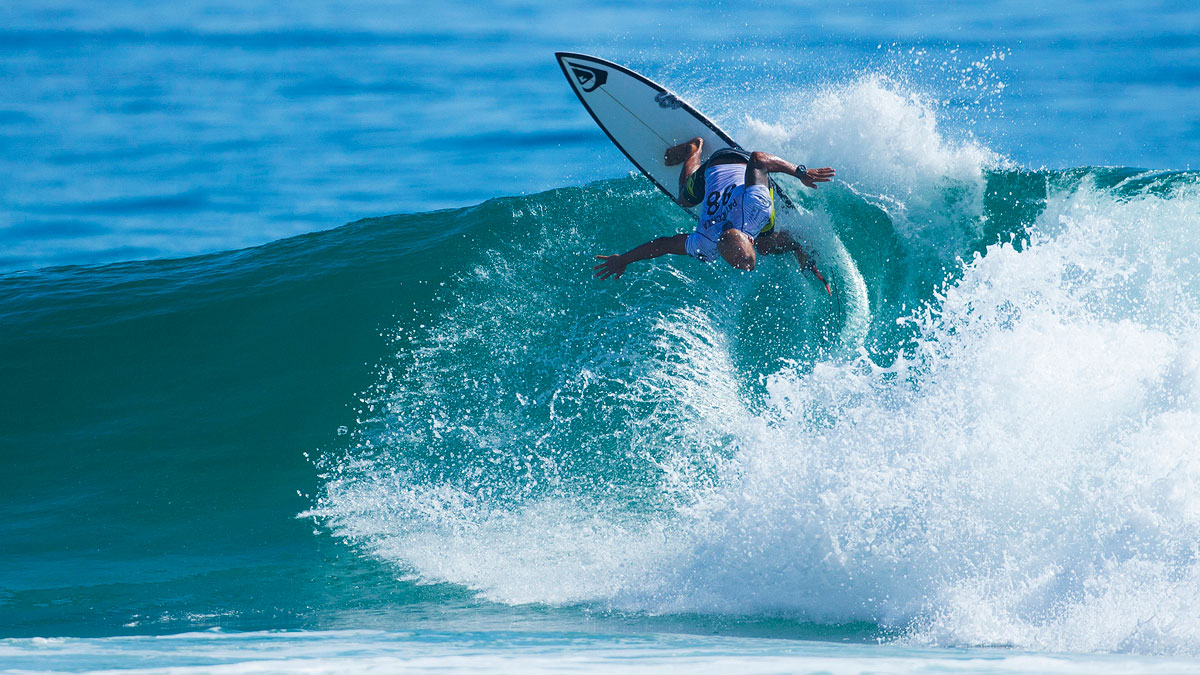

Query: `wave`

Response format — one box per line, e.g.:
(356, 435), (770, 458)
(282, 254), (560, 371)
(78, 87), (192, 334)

(306, 78), (1200, 656)
(5, 77), (1200, 653)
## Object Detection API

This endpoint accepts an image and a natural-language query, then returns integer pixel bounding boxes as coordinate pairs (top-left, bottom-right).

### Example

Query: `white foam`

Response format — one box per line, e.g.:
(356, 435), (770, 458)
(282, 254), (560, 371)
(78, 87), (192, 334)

(740, 75), (1003, 257)
(4, 629), (1193, 674)
(312, 81), (1200, 656)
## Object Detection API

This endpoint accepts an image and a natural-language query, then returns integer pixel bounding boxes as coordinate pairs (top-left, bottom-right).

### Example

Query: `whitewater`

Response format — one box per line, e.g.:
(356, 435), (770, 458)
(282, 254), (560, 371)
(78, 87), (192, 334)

(294, 75), (1200, 660)
(5, 3), (1200, 672)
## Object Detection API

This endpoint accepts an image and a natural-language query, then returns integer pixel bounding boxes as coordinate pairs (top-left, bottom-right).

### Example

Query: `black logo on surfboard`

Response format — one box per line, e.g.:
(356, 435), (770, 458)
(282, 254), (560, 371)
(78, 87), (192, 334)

(655, 92), (682, 109)
(569, 63), (608, 92)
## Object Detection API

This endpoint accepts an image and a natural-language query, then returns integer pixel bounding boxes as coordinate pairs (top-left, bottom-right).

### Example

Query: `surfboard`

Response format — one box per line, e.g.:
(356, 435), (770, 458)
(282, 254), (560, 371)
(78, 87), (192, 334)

(555, 52), (870, 351)
(555, 52), (758, 216)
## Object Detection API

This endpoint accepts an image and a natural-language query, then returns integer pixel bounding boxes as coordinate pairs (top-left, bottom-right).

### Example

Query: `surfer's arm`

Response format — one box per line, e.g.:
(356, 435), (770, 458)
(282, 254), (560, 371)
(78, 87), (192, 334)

(593, 234), (688, 280)
(745, 152), (836, 189)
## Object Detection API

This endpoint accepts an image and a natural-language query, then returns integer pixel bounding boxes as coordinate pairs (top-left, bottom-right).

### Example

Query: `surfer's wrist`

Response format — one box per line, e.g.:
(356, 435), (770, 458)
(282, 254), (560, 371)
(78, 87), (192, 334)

(794, 164), (807, 179)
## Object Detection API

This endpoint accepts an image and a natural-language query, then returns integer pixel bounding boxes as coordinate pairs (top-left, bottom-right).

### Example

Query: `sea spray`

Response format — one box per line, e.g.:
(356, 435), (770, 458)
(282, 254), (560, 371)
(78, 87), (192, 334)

(311, 80), (1200, 655)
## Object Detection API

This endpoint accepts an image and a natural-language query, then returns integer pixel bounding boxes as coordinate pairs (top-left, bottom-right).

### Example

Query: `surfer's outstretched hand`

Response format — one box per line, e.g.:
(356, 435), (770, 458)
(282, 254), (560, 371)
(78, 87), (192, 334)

(799, 166), (836, 189)
(593, 254), (628, 280)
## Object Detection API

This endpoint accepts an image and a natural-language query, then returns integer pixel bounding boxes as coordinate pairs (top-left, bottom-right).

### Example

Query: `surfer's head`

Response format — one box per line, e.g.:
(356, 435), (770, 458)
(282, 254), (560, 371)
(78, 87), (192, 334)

(717, 229), (756, 271)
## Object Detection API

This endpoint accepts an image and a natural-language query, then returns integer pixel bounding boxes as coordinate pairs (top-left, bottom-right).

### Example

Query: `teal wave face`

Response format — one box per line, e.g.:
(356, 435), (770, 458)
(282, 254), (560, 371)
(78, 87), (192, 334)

(0, 206), (478, 636)
(5, 166), (1200, 654)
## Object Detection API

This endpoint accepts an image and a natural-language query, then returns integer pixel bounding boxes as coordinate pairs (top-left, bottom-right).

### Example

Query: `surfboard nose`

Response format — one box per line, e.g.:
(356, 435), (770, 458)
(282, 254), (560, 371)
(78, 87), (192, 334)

(555, 52), (609, 93)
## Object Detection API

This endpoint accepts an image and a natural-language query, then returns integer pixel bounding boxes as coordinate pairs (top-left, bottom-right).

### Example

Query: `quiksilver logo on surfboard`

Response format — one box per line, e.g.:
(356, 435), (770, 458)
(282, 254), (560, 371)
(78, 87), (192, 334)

(569, 63), (608, 92)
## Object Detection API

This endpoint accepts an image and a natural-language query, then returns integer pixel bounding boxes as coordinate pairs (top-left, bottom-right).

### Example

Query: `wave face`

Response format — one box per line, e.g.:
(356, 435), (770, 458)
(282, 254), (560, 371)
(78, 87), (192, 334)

(5, 78), (1200, 655)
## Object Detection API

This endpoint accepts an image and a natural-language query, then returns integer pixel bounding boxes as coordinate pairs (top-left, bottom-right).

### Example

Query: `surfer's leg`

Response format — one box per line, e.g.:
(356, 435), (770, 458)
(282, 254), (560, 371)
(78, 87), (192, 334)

(666, 137), (705, 206)
(665, 136), (702, 166)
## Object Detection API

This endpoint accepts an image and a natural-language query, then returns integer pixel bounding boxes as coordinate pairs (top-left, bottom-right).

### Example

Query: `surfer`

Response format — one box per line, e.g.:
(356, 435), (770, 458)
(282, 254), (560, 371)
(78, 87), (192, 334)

(593, 136), (835, 290)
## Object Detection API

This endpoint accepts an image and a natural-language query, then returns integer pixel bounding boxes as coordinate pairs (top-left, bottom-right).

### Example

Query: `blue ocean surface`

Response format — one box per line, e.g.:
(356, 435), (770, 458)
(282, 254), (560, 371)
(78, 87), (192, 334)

(3, 1), (1200, 672)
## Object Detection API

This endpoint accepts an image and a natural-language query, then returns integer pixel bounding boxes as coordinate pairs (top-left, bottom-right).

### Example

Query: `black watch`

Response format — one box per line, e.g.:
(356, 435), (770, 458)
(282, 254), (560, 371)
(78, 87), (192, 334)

(795, 164), (807, 178)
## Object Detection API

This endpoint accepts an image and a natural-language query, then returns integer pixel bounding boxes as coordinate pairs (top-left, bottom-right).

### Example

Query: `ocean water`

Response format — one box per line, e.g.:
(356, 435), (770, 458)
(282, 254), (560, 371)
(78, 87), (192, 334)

(4, 1), (1200, 672)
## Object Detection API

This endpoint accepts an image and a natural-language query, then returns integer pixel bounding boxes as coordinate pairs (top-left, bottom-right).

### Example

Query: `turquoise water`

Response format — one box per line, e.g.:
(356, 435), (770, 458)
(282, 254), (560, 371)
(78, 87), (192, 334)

(4, 1), (1200, 672)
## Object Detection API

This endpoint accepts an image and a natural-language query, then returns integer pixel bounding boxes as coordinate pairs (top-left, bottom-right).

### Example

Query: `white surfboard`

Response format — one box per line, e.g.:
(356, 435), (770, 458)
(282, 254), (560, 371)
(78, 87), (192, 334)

(556, 52), (870, 350)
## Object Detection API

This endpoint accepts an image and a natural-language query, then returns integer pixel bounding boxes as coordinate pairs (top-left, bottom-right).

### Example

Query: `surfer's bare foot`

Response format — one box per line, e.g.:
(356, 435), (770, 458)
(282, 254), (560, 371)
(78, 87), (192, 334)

(665, 136), (702, 166)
